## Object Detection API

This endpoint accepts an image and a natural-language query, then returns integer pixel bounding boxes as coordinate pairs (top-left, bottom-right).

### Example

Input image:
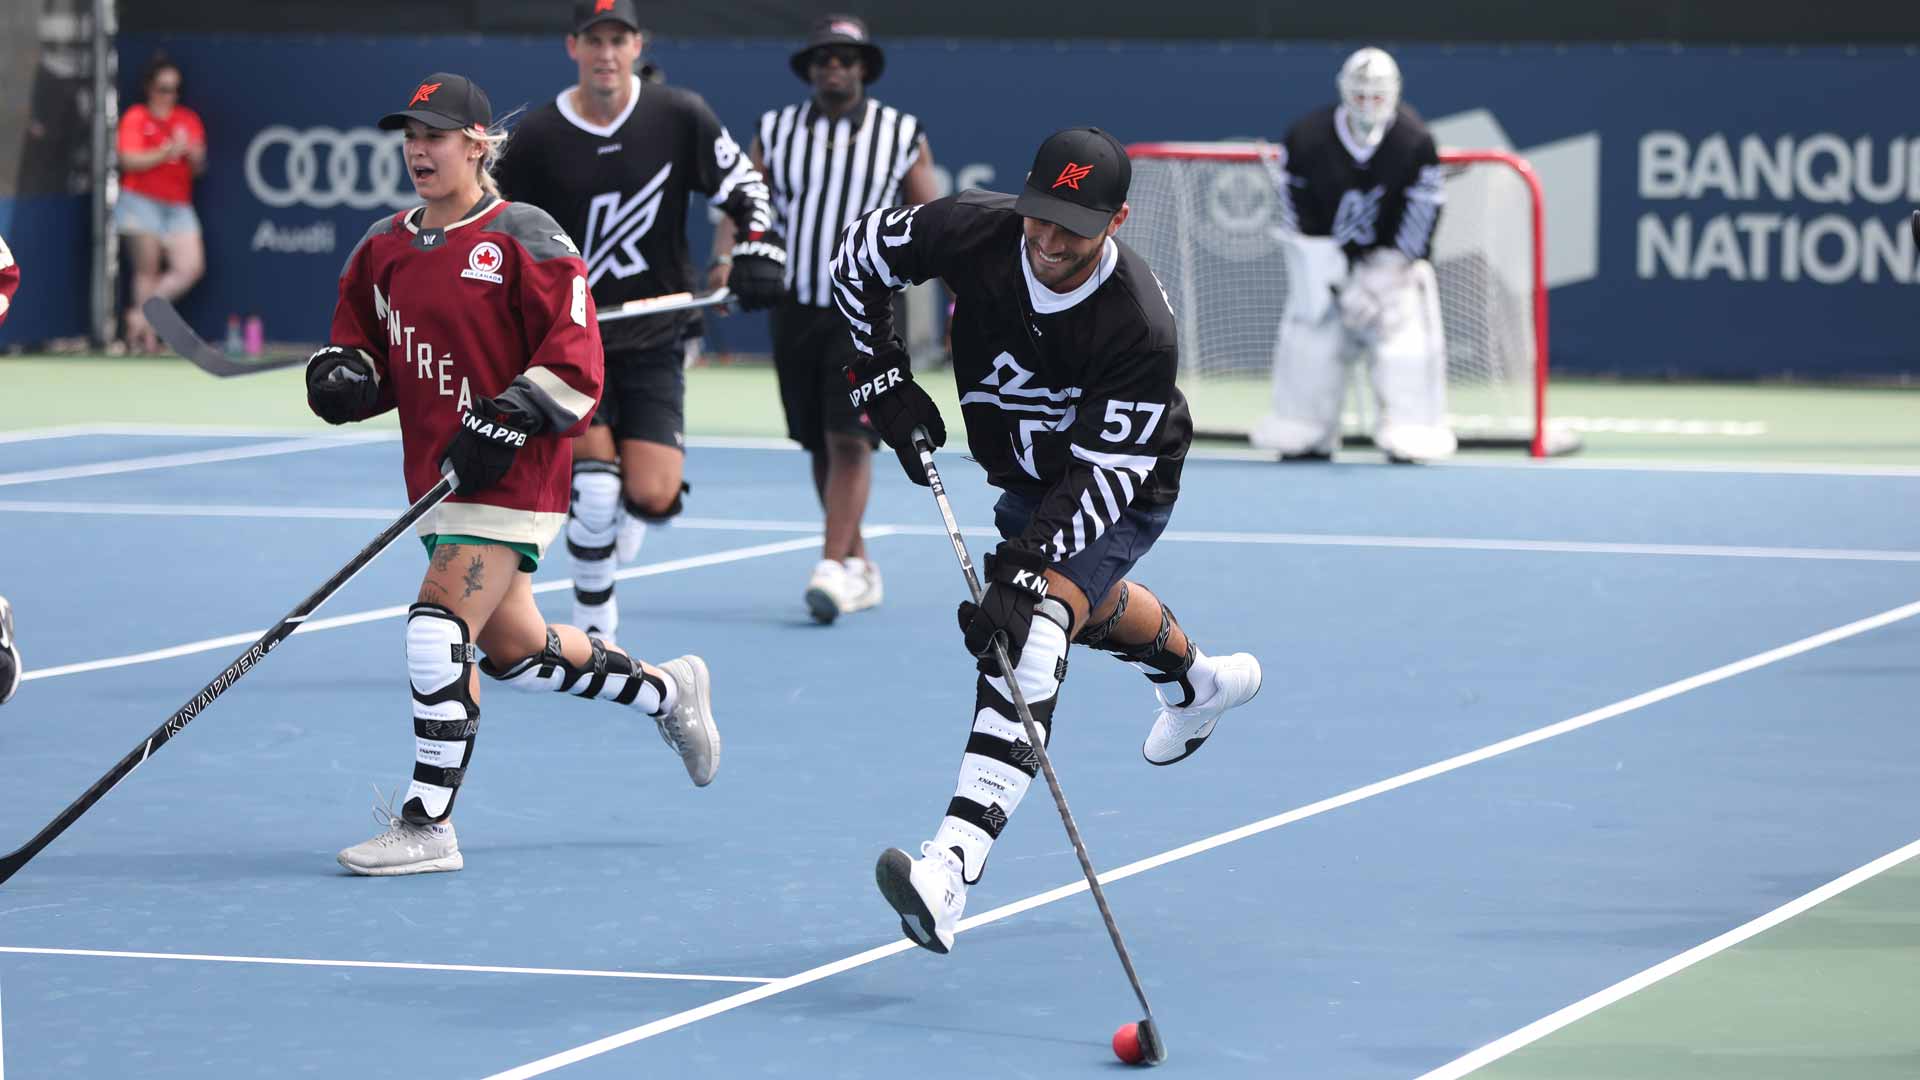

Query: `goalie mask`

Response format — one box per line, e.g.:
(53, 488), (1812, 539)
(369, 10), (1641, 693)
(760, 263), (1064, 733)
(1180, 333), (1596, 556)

(1337, 47), (1402, 148)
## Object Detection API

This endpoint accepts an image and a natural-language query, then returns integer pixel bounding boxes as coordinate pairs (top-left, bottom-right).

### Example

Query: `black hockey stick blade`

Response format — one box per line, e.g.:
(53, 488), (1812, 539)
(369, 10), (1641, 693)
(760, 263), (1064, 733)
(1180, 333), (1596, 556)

(1911, 210), (1919, 248)
(1135, 1017), (1167, 1066)
(0, 473), (456, 887)
(143, 297), (310, 377)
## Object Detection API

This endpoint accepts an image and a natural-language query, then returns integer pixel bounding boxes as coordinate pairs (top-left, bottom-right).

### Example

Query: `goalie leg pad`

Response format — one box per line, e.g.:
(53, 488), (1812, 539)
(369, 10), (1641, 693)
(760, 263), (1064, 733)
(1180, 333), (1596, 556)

(402, 604), (479, 825)
(483, 628), (668, 714)
(933, 596), (1070, 884)
(1252, 317), (1347, 455)
(1368, 259), (1457, 461)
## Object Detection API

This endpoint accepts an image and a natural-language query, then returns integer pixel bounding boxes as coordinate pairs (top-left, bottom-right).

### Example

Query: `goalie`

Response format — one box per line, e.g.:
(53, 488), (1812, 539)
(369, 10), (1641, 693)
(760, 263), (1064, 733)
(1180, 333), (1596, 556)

(1250, 47), (1456, 463)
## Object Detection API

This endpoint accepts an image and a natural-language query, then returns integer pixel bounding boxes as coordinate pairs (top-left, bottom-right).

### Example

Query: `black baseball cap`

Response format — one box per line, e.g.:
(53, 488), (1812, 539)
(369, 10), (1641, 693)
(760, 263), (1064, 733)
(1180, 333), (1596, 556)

(572, 0), (641, 34)
(789, 14), (885, 84)
(378, 73), (492, 132)
(1013, 127), (1131, 240)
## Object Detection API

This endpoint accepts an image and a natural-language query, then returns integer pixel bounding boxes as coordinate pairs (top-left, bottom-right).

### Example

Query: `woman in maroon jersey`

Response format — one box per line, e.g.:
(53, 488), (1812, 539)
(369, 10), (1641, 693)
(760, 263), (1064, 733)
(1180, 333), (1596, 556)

(304, 73), (722, 876)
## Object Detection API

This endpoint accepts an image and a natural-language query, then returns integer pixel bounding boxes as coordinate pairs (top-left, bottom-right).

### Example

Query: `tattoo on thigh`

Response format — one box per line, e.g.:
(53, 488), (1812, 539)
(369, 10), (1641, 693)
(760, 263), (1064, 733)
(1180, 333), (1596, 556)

(462, 554), (486, 599)
(431, 543), (460, 573)
(419, 580), (450, 606)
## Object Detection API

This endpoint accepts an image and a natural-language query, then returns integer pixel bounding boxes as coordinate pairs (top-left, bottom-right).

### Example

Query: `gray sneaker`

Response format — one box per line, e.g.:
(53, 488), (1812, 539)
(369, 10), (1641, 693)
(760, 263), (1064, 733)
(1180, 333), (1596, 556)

(337, 802), (463, 876)
(654, 656), (720, 787)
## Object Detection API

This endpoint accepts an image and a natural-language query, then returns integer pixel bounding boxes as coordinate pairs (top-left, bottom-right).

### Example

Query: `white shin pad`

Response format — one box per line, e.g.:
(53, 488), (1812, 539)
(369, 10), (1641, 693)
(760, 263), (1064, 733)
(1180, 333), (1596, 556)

(403, 604), (479, 823)
(933, 597), (1071, 884)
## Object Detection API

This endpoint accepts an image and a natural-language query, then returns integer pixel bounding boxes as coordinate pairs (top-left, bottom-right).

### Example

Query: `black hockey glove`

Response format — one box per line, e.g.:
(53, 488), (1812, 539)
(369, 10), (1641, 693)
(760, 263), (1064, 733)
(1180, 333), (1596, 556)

(957, 543), (1052, 672)
(727, 234), (787, 311)
(305, 345), (382, 425)
(846, 341), (946, 486)
(441, 395), (544, 495)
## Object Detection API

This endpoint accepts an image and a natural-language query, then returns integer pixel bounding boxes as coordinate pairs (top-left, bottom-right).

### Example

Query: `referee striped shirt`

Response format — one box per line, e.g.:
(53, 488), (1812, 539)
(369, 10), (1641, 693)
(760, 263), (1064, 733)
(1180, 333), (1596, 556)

(758, 98), (925, 307)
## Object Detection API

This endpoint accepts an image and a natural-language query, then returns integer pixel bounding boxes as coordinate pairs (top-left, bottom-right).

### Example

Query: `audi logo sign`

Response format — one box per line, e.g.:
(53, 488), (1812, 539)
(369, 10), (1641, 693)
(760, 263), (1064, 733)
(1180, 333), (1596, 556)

(244, 125), (416, 211)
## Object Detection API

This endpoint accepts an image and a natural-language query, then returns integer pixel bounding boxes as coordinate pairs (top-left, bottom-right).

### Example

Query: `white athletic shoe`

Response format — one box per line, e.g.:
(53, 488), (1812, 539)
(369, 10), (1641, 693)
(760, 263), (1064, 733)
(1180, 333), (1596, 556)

(1142, 653), (1264, 766)
(841, 557), (883, 614)
(876, 841), (967, 954)
(0, 595), (20, 706)
(337, 803), (463, 876)
(653, 655), (720, 787)
(804, 559), (861, 624)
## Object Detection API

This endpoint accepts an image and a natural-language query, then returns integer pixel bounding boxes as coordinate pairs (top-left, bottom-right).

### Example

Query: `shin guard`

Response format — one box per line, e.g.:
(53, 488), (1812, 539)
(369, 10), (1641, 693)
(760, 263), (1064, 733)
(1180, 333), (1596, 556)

(483, 629), (670, 715)
(568, 461), (621, 634)
(934, 597), (1071, 884)
(402, 604), (479, 824)
(1078, 583), (1203, 707)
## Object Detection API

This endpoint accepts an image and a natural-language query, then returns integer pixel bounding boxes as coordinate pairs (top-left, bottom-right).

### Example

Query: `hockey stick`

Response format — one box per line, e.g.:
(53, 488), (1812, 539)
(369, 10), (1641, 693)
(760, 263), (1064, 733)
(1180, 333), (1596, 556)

(596, 286), (732, 324)
(910, 429), (1167, 1067)
(0, 472), (456, 887)
(143, 297), (312, 377)
(1911, 210), (1919, 247)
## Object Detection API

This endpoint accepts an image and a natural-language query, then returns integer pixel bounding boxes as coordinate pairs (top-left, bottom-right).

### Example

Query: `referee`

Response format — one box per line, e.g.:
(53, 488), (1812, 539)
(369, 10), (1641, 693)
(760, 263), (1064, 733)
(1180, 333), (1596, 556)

(712, 14), (937, 625)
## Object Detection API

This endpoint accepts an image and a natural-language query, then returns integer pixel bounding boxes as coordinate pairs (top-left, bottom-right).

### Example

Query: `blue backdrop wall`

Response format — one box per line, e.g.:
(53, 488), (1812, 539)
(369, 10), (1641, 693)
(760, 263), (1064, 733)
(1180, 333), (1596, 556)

(24, 35), (1911, 378)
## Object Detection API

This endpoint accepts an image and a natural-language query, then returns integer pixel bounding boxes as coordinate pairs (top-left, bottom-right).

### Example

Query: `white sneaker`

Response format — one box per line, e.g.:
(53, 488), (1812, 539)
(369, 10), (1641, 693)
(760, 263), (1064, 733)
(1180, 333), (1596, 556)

(0, 595), (20, 706)
(337, 803), (463, 876)
(841, 558), (883, 614)
(1142, 653), (1264, 766)
(875, 841), (967, 954)
(653, 655), (720, 786)
(804, 559), (859, 624)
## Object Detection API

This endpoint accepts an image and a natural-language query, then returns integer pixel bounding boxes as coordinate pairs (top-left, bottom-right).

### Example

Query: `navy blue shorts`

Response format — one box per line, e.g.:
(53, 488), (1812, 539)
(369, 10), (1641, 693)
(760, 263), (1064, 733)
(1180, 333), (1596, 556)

(991, 489), (1173, 611)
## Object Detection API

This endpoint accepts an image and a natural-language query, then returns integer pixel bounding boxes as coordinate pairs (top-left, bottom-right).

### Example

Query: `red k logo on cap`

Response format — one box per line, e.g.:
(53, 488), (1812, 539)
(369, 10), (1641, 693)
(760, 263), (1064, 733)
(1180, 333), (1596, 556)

(408, 82), (442, 108)
(594, 0), (615, 11)
(1052, 162), (1094, 191)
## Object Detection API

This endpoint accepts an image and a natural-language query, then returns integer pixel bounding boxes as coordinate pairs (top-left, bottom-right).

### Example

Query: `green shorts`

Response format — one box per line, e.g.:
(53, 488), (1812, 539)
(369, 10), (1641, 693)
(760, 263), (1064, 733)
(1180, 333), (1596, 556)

(422, 534), (540, 573)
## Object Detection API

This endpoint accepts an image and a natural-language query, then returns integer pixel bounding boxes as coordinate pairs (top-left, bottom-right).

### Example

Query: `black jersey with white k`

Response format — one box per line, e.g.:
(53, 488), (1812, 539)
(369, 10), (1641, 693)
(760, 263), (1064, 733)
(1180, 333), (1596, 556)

(832, 191), (1191, 562)
(1275, 103), (1444, 264)
(497, 77), (774, 352)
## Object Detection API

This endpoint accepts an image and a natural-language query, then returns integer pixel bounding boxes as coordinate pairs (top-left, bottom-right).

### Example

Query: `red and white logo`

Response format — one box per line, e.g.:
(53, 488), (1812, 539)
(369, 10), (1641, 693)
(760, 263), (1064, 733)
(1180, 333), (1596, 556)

(1052, 162), (1094, 191)
(408, 82), (442, 108)
(462, 240), (505, 284)
(828, 19), (865, 40)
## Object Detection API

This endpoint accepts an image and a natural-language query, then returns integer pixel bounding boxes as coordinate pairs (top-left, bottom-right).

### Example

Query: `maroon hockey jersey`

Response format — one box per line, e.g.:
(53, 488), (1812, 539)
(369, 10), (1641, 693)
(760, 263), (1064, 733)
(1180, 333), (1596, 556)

(329, 196), (602, 555)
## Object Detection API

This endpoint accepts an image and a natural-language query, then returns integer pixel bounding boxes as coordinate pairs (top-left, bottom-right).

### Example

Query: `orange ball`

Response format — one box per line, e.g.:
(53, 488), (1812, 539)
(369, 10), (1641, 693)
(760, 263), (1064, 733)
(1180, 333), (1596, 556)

(1112, 1022), (1144, 1065)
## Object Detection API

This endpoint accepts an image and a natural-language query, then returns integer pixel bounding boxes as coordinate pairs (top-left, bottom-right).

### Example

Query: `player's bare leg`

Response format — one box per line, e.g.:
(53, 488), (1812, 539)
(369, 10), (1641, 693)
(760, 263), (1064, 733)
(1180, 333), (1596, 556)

(338, 541), (520, 876)
(807, 431), (880, 622)
(1080, 580), (1261, 766)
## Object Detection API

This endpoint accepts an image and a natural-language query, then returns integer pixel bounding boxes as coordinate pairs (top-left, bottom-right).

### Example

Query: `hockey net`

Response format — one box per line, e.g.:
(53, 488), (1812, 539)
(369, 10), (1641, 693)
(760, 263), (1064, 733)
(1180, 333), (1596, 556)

(1124, 143), (1575, 456)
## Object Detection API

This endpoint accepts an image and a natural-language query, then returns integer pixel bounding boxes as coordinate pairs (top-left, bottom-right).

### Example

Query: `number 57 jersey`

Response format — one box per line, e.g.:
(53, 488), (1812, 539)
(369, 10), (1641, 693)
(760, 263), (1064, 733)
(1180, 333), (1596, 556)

(833, 190), (1193, 562)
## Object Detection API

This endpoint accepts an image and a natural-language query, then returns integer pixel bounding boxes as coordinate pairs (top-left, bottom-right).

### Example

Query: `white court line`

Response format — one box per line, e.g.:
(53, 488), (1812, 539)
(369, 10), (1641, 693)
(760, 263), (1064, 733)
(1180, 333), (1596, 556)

(5, 501), (1916, 566)
(1415, 833), (1920, 1079)
(0, 945), (774, 985)
(0, 435), (391, 489)
(480, 597), (1920, 1079)
(19, 532), (839, 683)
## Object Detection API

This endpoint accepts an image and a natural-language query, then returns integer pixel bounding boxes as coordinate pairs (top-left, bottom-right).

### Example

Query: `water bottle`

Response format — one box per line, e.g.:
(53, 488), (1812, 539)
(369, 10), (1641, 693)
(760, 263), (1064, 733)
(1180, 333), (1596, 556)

(225, 314), (244, 357)
(244, 314), (264, 358)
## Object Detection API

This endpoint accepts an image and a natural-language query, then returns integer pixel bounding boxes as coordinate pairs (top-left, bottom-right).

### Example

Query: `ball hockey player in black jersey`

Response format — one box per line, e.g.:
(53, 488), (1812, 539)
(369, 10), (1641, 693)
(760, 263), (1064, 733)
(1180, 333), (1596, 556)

(1250, 47), (1458, 463)
(495, 0), (785, 646)
(831, 128), (1264, 954)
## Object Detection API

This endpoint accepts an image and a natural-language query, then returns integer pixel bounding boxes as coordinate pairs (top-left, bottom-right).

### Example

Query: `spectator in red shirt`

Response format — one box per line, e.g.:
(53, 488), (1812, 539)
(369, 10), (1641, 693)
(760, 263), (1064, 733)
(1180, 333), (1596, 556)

(115, 55), (206, 353)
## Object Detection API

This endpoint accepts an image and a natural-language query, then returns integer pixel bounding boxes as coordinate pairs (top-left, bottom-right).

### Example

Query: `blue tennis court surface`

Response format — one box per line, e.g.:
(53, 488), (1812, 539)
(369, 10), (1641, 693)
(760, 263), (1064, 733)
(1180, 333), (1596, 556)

(1, 429), (1915, 1078)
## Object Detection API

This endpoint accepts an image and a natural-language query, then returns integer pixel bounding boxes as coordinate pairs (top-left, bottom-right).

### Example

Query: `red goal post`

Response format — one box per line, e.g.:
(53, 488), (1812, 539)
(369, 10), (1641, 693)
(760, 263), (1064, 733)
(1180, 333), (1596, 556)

(1124, 142), (1570, 457)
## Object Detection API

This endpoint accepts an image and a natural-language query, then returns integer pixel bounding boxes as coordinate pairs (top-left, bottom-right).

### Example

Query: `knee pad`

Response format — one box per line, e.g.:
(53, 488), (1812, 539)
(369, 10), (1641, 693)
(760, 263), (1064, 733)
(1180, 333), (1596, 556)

(483, 628), (662, 708)
(403, 604), (479, 824)
(568, 461), (621, 549)
(1078, 586), (1198, 707)
(623, 480), (690, 526)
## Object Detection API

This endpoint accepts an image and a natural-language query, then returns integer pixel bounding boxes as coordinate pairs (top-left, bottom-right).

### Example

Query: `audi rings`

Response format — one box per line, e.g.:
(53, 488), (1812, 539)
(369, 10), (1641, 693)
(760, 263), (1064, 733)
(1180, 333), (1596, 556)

(245, 126), (416, 211)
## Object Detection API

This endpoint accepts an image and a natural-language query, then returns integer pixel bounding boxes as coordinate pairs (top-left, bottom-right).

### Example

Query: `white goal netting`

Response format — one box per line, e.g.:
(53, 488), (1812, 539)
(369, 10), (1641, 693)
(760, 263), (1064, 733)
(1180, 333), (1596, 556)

(1124, 143), (1572, 455)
